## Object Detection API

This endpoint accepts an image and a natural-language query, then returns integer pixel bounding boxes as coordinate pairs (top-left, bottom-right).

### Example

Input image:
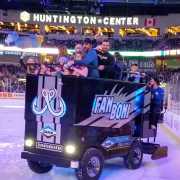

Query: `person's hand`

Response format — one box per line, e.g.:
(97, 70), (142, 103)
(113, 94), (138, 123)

(98, 65), (105, 71)
(63, 69), (71, 75)
(67, 60), (74, 66)
(141, 73), (146, 77)
(55, 66), (60, 71)
(64, 61), (74, 70)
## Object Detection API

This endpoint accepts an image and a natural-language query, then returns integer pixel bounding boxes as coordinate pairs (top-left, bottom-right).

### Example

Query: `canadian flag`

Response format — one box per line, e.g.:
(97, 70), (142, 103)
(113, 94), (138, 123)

(144, 18), (156, 27)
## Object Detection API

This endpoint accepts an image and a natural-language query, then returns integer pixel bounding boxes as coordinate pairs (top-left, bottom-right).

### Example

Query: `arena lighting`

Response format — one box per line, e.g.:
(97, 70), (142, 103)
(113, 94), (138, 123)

(67, 49), (163, 57)
(177, 50), (180, 55)
(119, 51), (162, 57)
(0, 45), (59, 55)
(0, 45), (22, 52)
(0, 45), (180, 57)
(22, 48), (59, 55)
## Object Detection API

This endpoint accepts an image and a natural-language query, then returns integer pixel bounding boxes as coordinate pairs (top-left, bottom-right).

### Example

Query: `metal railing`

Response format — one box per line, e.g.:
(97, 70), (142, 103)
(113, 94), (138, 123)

(0, 78), (26, 93)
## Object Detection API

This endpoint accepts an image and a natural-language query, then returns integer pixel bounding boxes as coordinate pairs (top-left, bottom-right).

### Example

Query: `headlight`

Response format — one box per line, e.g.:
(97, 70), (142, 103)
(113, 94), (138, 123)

(25, 139), (34, 147)
(65, 144), (76, 154)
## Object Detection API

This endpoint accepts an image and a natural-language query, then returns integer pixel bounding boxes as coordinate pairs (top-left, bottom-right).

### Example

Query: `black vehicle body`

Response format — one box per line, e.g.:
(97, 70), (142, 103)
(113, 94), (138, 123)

(21, 75), (167, 179)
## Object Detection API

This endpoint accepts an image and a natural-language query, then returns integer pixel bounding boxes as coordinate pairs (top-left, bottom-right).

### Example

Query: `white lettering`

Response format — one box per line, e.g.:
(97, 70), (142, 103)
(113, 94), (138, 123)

(31, 13), (138, 26)
(99, 97), (107, 113)
(70, 16), (76, 24)
(110, 103), (131, 120)
(40, 14), (46, 22)
(59, 16), (62, 23)
(103, 17), (109, 25)
(110, 17), (115, 26)
(110, 104), (117, 120)
(33, 14), (40, 22)
(121, 104), (129, 119)
(52, 15), (58, 23)
(63, 16), (70, 23)
(93, 96), (102, 114)
(77, 16), (83, 24)
(90, 16), (96, 25)
(83, 16), (89, 24)
(46, 15), (52, 23)
(127, 17), (132, 26)
(115, 18), (121, 26)
(133, 17), (139, 25)
(116, 104), (123, 119)
(121, 17), (126, 26)
(106, 97), (114, 113)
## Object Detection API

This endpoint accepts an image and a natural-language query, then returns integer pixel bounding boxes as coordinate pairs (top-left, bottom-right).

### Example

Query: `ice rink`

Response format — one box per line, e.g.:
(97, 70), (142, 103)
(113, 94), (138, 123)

(0, 99), (180, 180)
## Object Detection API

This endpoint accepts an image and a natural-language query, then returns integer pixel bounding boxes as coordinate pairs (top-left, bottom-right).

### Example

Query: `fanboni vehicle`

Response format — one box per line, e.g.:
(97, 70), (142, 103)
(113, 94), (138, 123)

(21, 74), (168, 180)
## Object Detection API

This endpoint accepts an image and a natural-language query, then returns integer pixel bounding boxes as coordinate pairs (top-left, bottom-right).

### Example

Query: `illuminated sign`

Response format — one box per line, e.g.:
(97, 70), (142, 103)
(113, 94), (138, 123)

(20, 11), (31, 22)
(20, 11), (139, 26)
(32, 89), (66, 117)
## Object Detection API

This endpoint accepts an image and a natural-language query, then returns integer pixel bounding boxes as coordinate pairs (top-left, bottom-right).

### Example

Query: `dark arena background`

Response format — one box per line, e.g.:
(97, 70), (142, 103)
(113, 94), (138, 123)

(0, 1), (180, 180)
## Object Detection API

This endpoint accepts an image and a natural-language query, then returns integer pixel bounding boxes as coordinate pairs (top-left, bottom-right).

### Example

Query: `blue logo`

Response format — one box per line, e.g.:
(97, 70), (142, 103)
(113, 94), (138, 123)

(40, 126), (56, 138)
(32, 89), (66, 117)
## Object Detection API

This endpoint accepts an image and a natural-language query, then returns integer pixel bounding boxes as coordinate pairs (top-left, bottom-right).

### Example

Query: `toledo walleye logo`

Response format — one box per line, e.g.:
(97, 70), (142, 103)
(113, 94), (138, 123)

(32, 89), (66, 117)
(40, 125), (56, 138)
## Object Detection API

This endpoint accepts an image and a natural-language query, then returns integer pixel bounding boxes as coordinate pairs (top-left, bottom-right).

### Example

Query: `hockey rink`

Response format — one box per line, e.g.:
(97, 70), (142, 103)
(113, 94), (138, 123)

(0, 99), (180, 180)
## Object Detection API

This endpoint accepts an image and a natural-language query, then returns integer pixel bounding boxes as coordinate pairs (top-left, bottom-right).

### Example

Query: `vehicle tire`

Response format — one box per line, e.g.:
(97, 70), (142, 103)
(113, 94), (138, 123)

(75, 148), (104, 180)
(123, 140), (143, 169)
(27, 160), (53, 173)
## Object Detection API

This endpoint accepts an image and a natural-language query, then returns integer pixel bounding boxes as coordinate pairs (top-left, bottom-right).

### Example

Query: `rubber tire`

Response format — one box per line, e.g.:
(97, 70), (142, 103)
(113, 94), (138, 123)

(75, 148), (104, 180)
(27, 160), (53, 174)
(124, 140), (143, 169)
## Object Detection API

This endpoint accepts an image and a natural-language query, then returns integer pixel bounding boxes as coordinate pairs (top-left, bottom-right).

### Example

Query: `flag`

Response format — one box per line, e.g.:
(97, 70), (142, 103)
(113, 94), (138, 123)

(145, 18), (156, 27)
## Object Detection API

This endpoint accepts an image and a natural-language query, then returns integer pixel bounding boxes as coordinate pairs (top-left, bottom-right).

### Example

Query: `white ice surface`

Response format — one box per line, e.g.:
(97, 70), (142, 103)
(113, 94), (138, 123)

(0, 99), (180, 180)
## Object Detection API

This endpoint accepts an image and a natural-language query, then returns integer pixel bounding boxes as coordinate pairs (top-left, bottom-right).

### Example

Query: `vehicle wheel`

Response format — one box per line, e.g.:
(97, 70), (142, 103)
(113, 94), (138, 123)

(75, 148), (104, 180)
(27, 160), (53, 173)
(123, 140), (143, 169)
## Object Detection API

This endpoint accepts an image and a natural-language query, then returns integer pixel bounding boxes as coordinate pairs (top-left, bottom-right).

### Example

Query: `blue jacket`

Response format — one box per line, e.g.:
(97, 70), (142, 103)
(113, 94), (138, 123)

(151, 87), (164, 109)
(75, 49), (99, 78)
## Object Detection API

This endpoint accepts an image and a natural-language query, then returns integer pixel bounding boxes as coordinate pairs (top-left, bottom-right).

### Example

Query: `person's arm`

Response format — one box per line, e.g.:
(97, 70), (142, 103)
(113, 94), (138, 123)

(74, 50), (97, 66)
(72, 67), (88, 77)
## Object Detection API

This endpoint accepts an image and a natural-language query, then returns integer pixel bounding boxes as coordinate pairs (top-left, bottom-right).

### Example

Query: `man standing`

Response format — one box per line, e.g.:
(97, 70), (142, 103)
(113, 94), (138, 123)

(148, 77), (164, 129)
(96, 39), (115, 79)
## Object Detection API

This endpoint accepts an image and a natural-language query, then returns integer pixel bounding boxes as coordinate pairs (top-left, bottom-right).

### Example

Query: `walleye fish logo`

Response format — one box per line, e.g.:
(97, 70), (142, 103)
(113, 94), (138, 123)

(40, 126), (56, 138)
(32, 89), (66, 117)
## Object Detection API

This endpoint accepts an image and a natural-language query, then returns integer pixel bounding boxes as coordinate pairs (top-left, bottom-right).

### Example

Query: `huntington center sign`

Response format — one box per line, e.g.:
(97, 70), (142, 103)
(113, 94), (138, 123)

(20, 11), (139, 26)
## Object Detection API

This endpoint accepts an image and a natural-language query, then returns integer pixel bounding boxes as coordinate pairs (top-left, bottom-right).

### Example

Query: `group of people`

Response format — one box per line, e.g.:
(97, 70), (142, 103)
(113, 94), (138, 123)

(20, 38), (165, 129)
(0, 64), (25, 92)
(24, 38), (155, 84)
(23, 38), (119, 79)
